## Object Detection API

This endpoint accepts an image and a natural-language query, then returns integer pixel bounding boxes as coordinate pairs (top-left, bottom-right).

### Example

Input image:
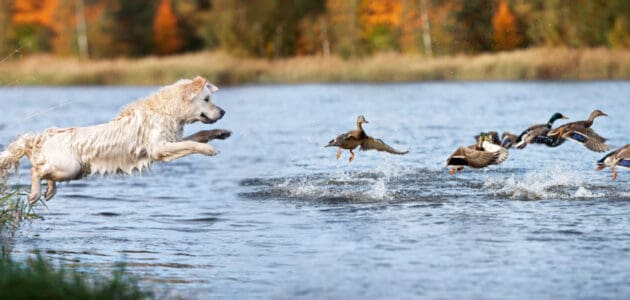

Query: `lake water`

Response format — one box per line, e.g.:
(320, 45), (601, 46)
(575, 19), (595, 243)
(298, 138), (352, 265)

(2, 82), (630, 299)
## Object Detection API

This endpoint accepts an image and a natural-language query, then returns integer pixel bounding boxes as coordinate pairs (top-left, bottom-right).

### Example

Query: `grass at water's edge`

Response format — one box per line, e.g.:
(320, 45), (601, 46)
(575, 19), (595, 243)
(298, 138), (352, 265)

(1, 47), (629, 86)
(0, 255), (152, 300)
(0, 181), (36, 257)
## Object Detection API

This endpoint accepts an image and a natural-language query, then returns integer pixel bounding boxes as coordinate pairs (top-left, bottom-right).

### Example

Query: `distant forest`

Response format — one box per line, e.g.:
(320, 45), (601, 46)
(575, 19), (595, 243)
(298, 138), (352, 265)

(1, 0), (629, 59)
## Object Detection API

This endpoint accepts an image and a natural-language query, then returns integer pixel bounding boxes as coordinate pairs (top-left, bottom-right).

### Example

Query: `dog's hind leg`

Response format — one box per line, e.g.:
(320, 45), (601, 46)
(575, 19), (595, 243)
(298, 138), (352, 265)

(28, 169), (42, 205)
(44, 180), (57, 201)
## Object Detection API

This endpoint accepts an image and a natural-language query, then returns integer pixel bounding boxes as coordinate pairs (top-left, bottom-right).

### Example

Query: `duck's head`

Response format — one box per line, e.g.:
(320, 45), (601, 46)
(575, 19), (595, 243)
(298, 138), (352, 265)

(590, 109), (608, 119)
(477, 132), (488, 143)
(548, 112), (568, 124)
(357, 115), (369, 124)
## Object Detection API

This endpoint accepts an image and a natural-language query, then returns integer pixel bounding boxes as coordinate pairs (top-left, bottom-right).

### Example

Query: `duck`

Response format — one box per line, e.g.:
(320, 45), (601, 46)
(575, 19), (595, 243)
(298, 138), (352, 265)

(500, 132), (519, 149)
(326, 115), (409, 162)
(446, 132), (509, 175)
(514, 112), (568, 149)
(547, 110), (610, 152)
(596, 144), (630, 180)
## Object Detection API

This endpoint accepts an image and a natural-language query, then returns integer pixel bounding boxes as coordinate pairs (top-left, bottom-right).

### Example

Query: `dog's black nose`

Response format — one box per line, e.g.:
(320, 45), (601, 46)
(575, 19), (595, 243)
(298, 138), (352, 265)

(219, 108), (225, 118)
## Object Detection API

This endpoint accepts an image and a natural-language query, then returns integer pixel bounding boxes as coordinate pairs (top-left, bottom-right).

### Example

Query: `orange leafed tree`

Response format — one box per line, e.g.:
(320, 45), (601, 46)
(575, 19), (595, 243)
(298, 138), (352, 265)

(12, 0), (59, 27)
(153, 0), (184, 55)
(360, 0), (402, 30)
(492, 0), (523, 51)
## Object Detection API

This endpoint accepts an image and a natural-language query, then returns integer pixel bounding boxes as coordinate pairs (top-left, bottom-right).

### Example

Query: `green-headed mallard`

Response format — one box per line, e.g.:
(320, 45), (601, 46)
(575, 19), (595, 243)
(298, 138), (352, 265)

(596, 144), (630, 180)
(547, 110), (610, 152)
(446, 132), (509, 175)
(326, 115), (409, 162)
(515, 112), (568, 149)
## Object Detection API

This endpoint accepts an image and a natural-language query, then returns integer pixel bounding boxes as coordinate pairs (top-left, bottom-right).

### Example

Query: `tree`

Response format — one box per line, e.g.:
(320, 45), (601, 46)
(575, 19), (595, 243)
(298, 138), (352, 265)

(110, 1), (157, 57)
(153, 0), (184, 55)
(359, 0), (402, 52)
(453, 0), (496, 53)
(492, 0), (523, 51)
(326, 0), (363, 58)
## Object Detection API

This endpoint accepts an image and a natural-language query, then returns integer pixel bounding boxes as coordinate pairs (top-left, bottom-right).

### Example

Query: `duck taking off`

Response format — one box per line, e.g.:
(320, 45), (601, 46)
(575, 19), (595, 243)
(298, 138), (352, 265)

(326, 115), (408, 162)
(596, 144), (630, 180)
(514, 112), (568, 149)
(446, 132), (509, 175)
(547, 110), (610, 152)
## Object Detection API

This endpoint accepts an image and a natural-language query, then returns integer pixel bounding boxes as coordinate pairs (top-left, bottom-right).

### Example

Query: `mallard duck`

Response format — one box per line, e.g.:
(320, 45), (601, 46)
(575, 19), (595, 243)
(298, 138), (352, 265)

(547, 110), (610, 152)
(476, 131), (500, 145)
(597, 144), (630, 180)
(500, 132), (518, 149)
(514, 112), (568, 149)
(446, 132), (509, 174)
(326, 115), (409, 162)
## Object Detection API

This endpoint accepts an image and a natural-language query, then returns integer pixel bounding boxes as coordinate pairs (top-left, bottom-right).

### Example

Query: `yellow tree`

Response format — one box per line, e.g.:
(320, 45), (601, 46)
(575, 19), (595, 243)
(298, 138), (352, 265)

(492, 0), (523, 51)
(153, 0), (183, 55)
(359, 0), (402, 51)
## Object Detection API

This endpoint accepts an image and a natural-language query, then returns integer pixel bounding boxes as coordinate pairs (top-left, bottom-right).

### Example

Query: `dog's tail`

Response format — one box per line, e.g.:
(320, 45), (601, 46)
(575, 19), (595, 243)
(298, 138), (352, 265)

(0, 133), (36, 178)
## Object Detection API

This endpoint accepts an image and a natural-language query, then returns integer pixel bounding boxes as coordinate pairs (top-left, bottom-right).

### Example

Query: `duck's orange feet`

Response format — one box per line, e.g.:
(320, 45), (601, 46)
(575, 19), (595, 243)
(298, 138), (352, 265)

(449, 168), (456, 175)
(612, 167), (618, 181)
(349, 150), (355, 163)
(336, 148), (342, 160)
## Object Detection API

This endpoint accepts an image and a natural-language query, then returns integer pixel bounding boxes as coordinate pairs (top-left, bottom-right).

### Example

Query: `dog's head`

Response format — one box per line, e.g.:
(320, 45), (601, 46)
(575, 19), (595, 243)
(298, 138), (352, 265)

(183, 76), (225, 124)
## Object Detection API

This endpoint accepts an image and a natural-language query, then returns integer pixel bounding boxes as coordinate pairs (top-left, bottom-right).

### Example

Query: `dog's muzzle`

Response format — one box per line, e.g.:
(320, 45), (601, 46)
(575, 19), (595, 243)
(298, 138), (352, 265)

(200, 108), (225, 124)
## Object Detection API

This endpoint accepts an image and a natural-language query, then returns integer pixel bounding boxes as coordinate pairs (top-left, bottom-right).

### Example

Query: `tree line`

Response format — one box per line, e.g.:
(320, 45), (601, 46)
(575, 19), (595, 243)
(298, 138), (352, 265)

(1, 0), (629, 60)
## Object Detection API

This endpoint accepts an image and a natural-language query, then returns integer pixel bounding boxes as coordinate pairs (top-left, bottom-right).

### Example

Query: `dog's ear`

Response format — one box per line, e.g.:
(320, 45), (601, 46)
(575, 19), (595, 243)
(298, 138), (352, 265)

(207, 83), (219, 93)
(187, 76), (207, 100)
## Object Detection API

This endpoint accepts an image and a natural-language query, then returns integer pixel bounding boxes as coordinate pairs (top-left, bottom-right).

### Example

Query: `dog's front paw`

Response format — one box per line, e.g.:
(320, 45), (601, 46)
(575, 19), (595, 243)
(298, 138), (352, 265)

(185, 129), (232, 143)
(202, 145), (219, 156)
(213, 129), (232, 140)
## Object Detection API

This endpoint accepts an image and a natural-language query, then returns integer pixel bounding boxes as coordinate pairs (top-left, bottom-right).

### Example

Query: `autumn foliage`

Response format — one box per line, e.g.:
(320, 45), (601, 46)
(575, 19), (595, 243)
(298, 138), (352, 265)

(152, 0), (183, 55)
(492, 0), (523, 51)
(1, 0), (629, 59)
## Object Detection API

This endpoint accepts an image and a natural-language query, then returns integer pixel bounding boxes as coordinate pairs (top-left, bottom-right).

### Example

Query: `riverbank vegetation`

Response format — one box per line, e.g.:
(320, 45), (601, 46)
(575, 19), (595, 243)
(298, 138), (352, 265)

(0, 255), (152, 300)
(0, 1), (629, 85)
(1, 47), (629, 86)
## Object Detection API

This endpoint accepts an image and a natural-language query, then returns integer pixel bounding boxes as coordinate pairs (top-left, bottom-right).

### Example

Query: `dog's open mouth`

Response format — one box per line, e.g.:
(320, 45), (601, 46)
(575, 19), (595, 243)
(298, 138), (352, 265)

(200, 113), (215, 124)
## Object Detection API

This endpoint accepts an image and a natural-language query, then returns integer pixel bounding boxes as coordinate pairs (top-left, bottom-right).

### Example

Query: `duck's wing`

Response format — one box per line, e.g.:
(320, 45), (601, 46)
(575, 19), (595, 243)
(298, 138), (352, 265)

(500, 132), (518, 148)
(616, 145), (630, 168)
(326, 133), (351, 147)
(482, 141), (509, 165)
(563, 128), (611, 152)
(360, 136), (408, 155)
(515, 124), (549, 148)
(522, 124), (550, 141)
(461, 147), (498, 168)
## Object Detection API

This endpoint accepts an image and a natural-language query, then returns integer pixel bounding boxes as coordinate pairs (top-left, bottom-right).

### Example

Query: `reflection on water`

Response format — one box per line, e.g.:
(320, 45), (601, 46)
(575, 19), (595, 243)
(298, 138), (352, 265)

(1, 82), (630, 299)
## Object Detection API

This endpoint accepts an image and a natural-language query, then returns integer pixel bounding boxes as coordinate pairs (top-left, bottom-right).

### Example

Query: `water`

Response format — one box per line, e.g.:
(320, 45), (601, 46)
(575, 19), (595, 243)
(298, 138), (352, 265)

(2, 82), (630, 299)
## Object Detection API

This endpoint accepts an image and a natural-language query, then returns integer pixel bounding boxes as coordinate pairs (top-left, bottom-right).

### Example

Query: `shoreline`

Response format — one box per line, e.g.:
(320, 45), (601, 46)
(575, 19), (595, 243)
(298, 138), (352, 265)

(1, 47), (629, 86)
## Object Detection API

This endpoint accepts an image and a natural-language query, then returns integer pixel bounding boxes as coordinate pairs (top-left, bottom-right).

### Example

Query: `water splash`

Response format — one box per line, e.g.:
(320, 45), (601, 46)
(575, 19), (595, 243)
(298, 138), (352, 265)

(482, 165), (590, 200)
(573, 186), (604, 198)
(242, 161), (412, 202)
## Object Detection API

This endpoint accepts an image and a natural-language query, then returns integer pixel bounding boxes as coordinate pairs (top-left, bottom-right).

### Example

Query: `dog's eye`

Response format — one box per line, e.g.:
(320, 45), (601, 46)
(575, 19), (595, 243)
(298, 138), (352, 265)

(204, 96), (209, 102)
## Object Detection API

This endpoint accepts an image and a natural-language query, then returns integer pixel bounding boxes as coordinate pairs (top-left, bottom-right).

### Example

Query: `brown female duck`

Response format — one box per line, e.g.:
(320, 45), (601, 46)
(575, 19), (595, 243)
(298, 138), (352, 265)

(326, 115), (408, 162)
(446, 133), (509, 175)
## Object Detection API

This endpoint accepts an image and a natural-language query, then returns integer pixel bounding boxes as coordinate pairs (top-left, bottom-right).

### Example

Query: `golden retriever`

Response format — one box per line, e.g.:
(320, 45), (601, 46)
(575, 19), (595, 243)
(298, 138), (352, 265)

(0, 76), (230, 204)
